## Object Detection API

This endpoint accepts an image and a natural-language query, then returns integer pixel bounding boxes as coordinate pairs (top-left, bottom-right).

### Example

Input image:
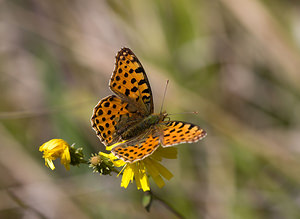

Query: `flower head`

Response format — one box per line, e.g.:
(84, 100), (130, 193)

(89, 153), (118, 175)
(39, 139), (71, 170)
(104, 145), (178, 192)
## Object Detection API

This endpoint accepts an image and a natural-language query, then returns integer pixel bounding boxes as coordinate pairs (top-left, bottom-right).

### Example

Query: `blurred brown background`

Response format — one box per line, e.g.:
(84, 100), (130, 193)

(1, 0), (300, 218)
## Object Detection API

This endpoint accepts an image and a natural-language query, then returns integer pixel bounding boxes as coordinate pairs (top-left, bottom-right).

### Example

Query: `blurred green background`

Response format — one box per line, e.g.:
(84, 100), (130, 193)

(1, 0), (300, 218)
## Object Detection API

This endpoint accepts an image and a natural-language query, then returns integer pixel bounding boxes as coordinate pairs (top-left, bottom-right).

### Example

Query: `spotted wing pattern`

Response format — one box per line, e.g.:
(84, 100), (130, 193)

(111, 134), (160, 163)
(109, 48), (153, 116)
(111, 121), (206, 163)
(92, 47), (207, 163)
(161, 121), (206, 147)
(91, 95), (143, 146)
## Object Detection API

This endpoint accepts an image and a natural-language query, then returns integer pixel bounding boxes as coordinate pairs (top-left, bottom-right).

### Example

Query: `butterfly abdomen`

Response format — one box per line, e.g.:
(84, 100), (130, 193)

(121, 114), (163, 140)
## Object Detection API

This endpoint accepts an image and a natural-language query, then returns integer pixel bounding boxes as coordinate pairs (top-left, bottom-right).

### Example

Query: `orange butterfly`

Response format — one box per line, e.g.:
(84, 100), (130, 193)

(91, 48), (206, 163)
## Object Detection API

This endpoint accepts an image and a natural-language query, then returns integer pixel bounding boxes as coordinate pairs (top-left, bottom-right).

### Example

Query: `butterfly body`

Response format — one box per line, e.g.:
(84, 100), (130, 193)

(91, 47), (206, 163)
(121, 113), (165, 141)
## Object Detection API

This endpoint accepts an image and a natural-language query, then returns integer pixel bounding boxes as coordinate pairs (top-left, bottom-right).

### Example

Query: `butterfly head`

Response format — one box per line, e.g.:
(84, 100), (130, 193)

(161, 111), (169, 121)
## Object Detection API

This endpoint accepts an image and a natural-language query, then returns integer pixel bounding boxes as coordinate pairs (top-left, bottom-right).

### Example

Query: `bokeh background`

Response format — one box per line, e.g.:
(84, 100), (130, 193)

(1, 0), (300, 218)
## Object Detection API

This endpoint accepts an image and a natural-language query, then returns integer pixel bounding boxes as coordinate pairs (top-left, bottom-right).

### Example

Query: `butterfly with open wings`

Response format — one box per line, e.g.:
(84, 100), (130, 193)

(91, 47), (206, 163)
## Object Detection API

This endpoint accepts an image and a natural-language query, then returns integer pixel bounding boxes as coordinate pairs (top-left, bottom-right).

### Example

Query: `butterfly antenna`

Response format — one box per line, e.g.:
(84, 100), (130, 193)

(160, 79), (169, 114)
(168, 111), (199, 116)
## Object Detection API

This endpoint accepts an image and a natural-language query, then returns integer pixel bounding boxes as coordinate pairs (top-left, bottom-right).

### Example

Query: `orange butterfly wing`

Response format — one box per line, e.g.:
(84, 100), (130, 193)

(109, 48), (153, 115)
(111, 121), (206, 163)
(91, 47), (154, 146)
(111, 134), (160, 163)
(91, 95), (144, 146)
(161, 121), (206, 147)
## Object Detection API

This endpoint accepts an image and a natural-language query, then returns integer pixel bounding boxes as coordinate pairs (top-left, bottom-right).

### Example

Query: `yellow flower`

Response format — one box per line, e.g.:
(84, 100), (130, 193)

(39, 139), (71, 170)
(102, 146), (177, 192)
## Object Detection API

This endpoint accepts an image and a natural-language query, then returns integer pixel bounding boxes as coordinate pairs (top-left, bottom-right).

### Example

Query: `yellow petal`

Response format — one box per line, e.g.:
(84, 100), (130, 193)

(39, 139), (71, 171)
(138, 162), (150, 191)
(61, 150), (70, 170)
(121, 164), (134, 189)
(152, 160), (173, 180)
(100, 152), (126, 167)
(45, 158), (55, 170)
(106, 141), (127, 151)
(144, 159), (165, 188)
(152, 147), (178, 160)
(113, 159), (126, 167)
(132, 163), (150, 191)
(132, 164), (142, 189)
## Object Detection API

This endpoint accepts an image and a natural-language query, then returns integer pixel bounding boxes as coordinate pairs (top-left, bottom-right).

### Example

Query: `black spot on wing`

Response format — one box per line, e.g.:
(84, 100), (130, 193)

(188, 124), (195, 130)
(131, 87), (138, 92)
(142, 96), (150, 101)
(178, 123), (184, 129)
(98, 109), (103, 116)
(135, 67), (143, 73)
(142, 88), (150, 94)
(138, 79), (146, 85)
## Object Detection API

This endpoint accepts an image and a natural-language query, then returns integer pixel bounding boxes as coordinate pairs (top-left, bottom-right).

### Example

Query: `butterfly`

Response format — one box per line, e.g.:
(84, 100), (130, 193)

(91, 47), (206, 163)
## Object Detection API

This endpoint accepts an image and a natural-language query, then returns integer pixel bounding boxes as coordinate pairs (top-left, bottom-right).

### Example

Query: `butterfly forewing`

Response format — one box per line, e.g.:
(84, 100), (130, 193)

(109, 48), (153, 115)
(161, 121), (206, 147)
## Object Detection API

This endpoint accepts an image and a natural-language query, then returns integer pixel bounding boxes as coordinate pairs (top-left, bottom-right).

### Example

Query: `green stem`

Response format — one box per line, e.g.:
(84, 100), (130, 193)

(151, 191), (185, 219)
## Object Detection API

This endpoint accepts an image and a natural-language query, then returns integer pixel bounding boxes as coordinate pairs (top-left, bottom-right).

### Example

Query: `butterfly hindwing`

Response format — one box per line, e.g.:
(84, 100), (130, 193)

(161, 121), (206, 147)
(109, 48), (153, 116)
(111, 121), (206, 163)
(91, 95), (143, 146)
(111, 134), (160, 163)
